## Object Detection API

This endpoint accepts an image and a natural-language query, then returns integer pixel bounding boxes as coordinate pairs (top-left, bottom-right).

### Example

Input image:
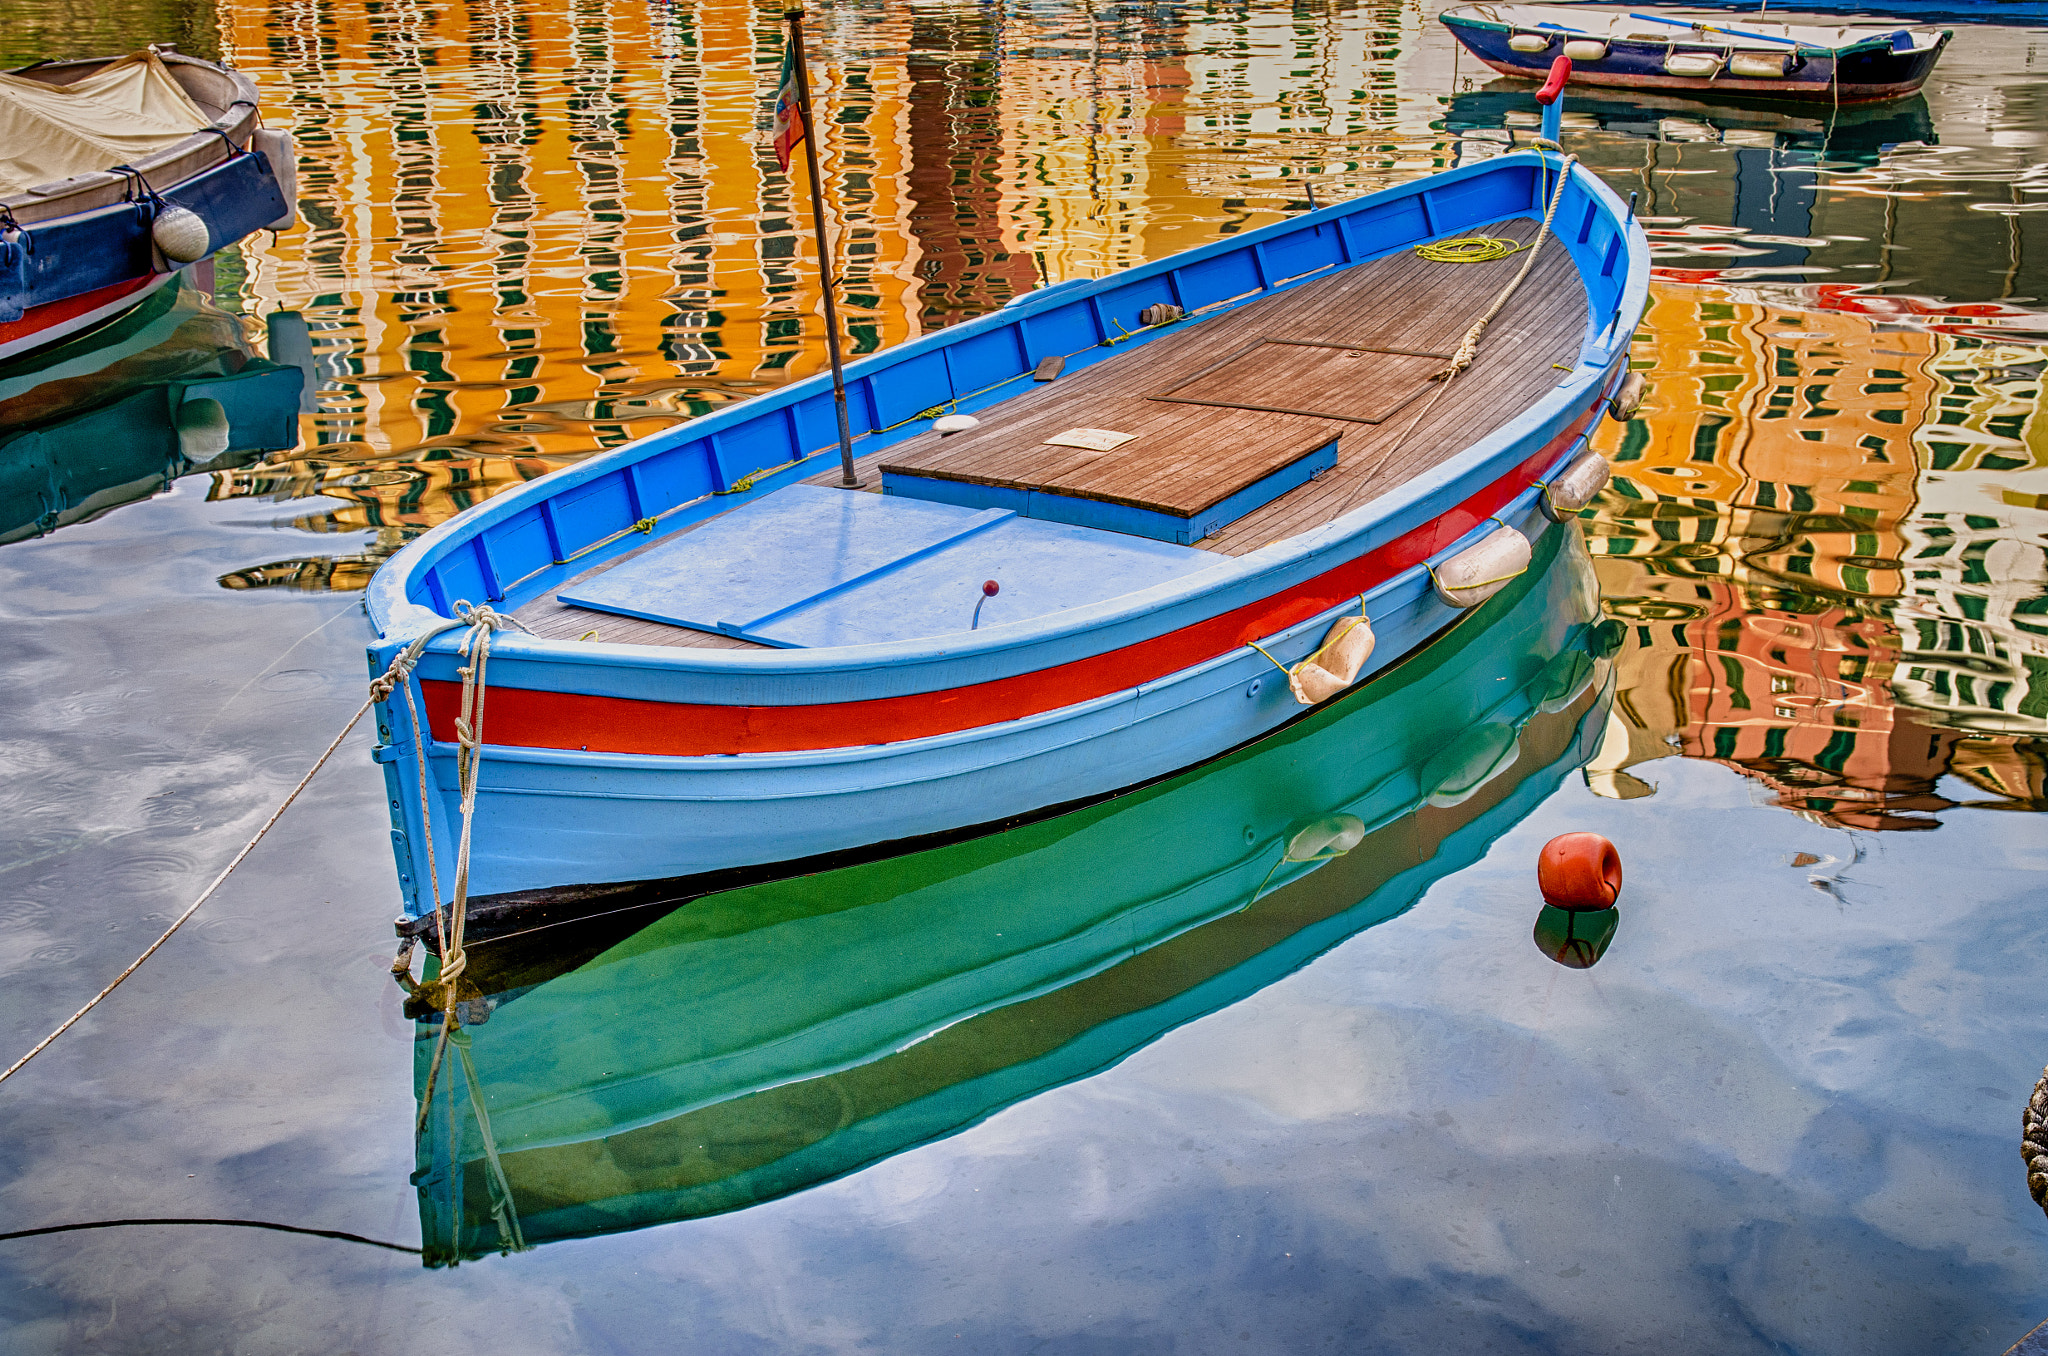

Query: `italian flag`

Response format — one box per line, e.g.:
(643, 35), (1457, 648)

(771, 37), (805, 172)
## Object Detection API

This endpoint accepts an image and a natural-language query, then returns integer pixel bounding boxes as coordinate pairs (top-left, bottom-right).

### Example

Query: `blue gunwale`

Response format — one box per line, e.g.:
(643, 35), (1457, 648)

(364, 152), (1648, 709)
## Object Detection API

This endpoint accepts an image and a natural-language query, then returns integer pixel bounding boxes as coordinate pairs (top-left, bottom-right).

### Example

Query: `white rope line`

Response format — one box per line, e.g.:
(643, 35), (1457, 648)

(0, 606), (508, 1089)
(0, 698), (374, 1087)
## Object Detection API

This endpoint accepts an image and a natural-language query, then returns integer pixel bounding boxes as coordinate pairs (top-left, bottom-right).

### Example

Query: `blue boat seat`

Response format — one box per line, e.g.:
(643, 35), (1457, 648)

(556, 484), (1221, 648)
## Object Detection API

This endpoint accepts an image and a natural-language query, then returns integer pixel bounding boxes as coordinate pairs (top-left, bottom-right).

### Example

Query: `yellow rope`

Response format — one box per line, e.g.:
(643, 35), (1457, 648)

(1248, 641), (1292, 674)
(1247, 596), (1370, 679)
(1415, 236), (1527, 264)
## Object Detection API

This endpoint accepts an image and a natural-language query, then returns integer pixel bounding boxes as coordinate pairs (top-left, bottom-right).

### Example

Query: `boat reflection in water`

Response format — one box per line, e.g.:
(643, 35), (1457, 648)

(0, 275), (308, 545)
(1447, 84), (1934, 161)
(412, 525), (1617, 1266)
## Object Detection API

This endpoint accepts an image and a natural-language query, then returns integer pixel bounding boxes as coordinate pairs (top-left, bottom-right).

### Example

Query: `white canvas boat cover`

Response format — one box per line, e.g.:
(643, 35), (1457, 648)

(0, 50), (211, 196)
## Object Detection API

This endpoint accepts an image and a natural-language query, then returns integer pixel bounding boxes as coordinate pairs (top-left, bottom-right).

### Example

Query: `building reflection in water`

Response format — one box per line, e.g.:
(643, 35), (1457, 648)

(411, 525), (1614, 1265)
(1579, 278), (2047, 828)
(209, 0), (1453, 580)
(1438, 77), (2048, 822)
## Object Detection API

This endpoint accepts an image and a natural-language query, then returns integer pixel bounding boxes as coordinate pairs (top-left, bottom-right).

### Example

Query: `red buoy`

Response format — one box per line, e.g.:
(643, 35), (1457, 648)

(1538, 832), (1621, 911)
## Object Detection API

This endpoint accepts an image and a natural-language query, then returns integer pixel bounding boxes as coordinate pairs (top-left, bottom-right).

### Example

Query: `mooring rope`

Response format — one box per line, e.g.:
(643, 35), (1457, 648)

(0, 605), (512, 1090)
(0, 1217), (421, 1255)
(1383, 152), (1579, 468)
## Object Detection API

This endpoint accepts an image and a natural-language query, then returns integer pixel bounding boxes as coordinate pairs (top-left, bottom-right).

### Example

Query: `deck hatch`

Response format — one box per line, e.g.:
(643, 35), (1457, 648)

(1148, 338), (1450, 425)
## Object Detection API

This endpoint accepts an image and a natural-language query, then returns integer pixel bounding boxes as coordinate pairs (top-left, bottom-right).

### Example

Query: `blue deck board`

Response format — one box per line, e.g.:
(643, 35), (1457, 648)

(557, 484), (1219, 648)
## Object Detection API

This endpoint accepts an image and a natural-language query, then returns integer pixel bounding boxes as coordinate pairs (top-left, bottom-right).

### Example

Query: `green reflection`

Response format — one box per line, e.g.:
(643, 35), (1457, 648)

(0, 278), (305, 548)
(410, 524), (1616, 1265)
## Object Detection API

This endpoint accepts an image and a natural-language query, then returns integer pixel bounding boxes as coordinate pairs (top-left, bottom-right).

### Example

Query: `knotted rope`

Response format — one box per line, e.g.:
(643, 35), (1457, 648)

(391, 602), (523, 1016)
(1438, 152), (1578, 385)
(0, 603), (516, 1090)
(1383, 153), (1580, 468)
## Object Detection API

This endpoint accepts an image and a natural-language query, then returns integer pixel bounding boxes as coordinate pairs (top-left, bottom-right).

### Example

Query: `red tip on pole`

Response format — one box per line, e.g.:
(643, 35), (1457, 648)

(983, 580), (1000, 596)
(1536, 56), (1572, 105)
(1537, 832), (1621, 911)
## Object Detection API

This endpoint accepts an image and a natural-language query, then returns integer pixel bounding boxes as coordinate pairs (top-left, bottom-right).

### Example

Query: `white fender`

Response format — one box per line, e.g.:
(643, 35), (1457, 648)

(1665, 52), (1724, 78)
(1432, 525), (1530, 609)
(151, 205), (209, 263)
(1421, 723), (1520, 809)
(1729, 52), (1789, 78)
(1606, 370), (1647, 422)
(1287, 612), (1375, 705)
(1509, 32), (1551, 52)
(175, 397), (231, 461)
(1284, 813), (1366, 862)
(1541, 448), (1611, 522)
(253, 128), (298, 230)
(1563, 39), (1608, 60)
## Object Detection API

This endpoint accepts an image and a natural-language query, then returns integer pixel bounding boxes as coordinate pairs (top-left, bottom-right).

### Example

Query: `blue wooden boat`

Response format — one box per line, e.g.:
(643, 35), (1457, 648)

(410, 529), (1617, 1262)
(1442, 5), (1951, 101)
(0, 49), (295, 363)
(364, 144), (1650, 943)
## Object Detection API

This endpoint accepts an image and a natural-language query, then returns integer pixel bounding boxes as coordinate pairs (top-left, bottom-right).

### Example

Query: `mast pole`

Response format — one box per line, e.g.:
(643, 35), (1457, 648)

(784, 7), (862, 488)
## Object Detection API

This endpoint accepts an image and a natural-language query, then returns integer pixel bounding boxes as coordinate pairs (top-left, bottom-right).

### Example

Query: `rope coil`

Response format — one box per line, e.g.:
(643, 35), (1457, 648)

(1415, 236), (1527, 264)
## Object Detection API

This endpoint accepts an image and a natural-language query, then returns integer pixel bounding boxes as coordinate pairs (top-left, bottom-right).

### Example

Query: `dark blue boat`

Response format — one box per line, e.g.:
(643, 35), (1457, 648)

(1442, 5), (1951, 102)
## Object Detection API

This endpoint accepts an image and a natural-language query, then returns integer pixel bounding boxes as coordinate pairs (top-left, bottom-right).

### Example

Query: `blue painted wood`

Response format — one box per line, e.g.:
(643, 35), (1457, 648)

(749, 516), (1218, 649)
(559, 486), (1010, 638)
(17, 151), (287, 312)
(363, 151), (1654, 918)
(881, 437), (1340, 545)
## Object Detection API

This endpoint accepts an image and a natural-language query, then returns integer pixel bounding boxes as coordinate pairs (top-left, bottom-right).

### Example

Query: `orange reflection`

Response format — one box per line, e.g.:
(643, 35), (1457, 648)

(1584, 280), (2047, 824)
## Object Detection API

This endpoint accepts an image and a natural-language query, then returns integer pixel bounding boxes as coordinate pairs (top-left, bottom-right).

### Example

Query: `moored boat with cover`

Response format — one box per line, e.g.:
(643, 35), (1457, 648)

(0, 48), (296, 362)
(363, 78), (1650, 952)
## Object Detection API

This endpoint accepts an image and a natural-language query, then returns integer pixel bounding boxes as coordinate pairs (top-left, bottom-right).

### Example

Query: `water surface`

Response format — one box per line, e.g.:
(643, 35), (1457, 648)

(1, 3), (2045, 1352)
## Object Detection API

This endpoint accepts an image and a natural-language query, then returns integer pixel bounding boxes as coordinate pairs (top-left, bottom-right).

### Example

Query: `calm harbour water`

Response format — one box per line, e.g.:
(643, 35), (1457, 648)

(2, 2), (2047, 1352)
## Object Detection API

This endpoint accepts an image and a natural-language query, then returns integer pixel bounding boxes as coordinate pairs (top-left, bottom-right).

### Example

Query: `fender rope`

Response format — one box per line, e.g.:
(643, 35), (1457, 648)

(0, 605), (512, 1090)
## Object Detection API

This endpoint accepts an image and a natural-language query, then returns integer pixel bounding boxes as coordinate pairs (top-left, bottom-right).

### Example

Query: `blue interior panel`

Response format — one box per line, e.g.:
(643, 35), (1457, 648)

(555, 484), (1217, 648)
(560, 486), (1008, 638)
(752, 516), (1218, 649)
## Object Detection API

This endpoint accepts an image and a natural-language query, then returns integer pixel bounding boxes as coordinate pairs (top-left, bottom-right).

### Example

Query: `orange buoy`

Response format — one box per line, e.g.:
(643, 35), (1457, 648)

(1538, 832), (1621, 911)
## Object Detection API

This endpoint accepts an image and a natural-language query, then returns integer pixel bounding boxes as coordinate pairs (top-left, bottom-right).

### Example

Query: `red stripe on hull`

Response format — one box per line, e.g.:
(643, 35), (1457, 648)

(1473, 58), (1929, 102)
(423, 410), (1594, 756)
(0, 274), (161, 354)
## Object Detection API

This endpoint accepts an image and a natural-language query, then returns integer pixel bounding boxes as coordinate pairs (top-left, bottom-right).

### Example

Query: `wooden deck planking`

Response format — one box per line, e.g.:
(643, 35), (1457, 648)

(517, 219), (1587, 652)
(878, 222), (1562, 516)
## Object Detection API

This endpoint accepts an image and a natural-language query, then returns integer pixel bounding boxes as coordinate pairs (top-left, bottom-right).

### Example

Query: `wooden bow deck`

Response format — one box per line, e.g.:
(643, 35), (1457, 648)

(516, 217), (1586, 650)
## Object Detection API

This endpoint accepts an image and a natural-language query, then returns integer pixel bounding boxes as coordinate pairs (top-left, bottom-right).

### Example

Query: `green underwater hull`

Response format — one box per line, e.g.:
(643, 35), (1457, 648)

(413, 523), (1615, 1264)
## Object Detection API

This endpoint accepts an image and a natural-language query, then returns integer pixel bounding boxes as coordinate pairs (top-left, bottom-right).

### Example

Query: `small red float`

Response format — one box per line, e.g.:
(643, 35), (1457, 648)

(1537, 832), (1621, 911)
